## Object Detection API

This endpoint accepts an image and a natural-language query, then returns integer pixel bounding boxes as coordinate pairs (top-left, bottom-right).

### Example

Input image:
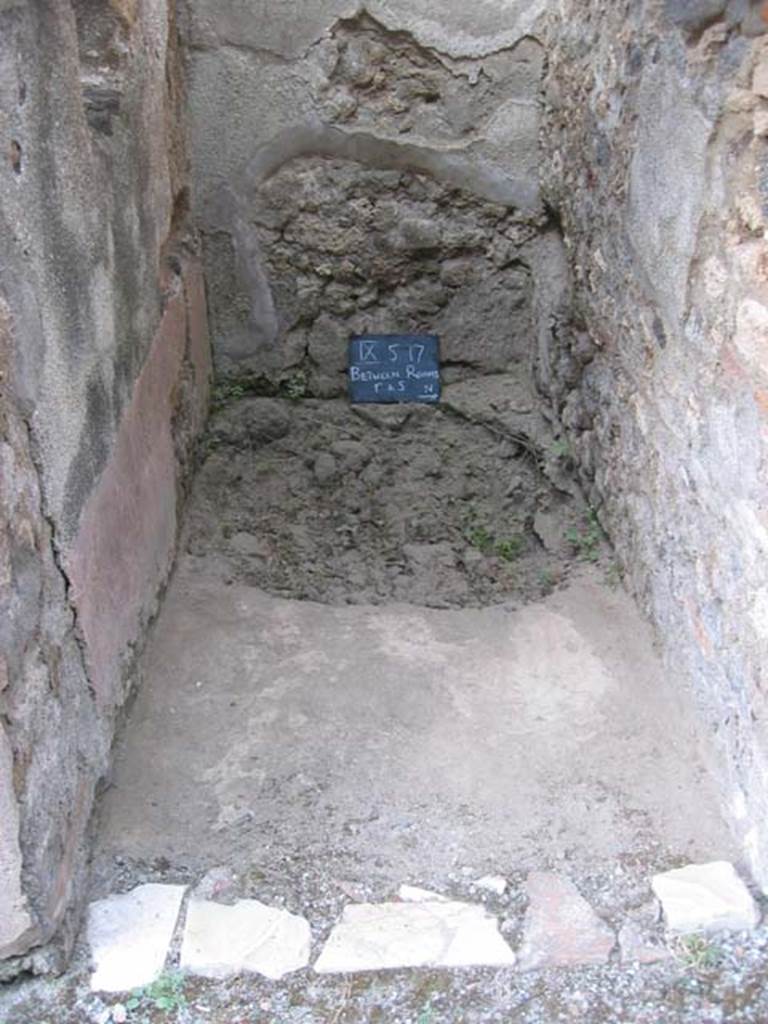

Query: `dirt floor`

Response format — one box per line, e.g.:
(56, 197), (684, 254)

(3, 389), (768, 1023)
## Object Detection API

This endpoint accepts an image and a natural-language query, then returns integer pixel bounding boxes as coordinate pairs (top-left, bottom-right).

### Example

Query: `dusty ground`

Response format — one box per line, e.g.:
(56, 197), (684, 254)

(90, 569), (730, 890)
(3, 391), (768, 1023)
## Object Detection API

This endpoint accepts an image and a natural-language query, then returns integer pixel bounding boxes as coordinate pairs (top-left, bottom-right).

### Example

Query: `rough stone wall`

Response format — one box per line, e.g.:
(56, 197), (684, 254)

(181, 0), (553, 382)
(0, 0), (210, 973)
(540, 1), (768, 886)
(245, 157), (540, 396)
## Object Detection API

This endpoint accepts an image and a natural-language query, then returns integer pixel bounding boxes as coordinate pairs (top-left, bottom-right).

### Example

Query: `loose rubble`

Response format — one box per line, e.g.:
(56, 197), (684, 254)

(186, 394), (603, 609)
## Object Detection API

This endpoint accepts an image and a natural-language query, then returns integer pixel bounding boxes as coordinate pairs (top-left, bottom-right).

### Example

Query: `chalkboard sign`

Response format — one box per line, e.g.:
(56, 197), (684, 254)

(348, 334), (441, 404)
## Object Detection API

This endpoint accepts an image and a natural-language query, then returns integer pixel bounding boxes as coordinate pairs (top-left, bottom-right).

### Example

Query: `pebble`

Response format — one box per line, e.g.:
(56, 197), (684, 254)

(475, 875), (508, 896)
(313, 452), (339, 485)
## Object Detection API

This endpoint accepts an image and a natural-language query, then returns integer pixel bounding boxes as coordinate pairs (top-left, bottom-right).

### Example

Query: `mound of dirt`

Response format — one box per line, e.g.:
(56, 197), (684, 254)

(183, 393), (603, 608)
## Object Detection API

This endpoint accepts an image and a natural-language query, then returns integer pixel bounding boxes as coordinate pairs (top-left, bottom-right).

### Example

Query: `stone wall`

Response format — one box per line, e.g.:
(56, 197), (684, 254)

(0, 0), (210, 974)
(540, 0), (768, 886)
(181, 0), (554, 384)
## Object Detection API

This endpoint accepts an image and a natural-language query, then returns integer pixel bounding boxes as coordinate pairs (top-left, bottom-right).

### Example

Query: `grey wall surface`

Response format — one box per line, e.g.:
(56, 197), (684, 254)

(0, 0), (210, 974)
(540, 0), (768, 886)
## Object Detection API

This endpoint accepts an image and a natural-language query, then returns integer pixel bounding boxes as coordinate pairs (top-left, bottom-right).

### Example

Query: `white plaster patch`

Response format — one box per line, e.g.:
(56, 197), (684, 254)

(652, 862), (760, 934)
(753, 54), (768, 98)
(313, 901), (515, 973)
(0, 724), (32, 955)
(88, 884), (186, 992)
(733, 299), (768, 378)
(731, 788), (748, 822)
(748, 587), (768, 639)
(180, 898), (311, 980)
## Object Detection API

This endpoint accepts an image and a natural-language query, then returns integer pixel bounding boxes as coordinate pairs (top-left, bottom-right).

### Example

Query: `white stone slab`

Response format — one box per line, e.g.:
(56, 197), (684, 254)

(652, 861), (760, 934)
(180, 898), (311, 980)
(314, 901), (515, 973)
(88, 884), (186, 992)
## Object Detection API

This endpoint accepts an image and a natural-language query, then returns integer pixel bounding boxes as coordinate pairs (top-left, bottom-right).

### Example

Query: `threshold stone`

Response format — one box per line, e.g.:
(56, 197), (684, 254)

(88, 883), (186, 992)
(180, 898), (311, 980)
(314, 901), (515, 973)
(517, 872), (615, 970)
(651, 861), (760, 934)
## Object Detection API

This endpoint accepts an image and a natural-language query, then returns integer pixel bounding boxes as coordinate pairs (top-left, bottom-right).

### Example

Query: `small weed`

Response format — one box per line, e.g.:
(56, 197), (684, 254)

(211, 379), (248, 410)
(280, 369), (310, 401)
(463, 507), (524, 562)
(464, 524), (494, 553)
(550, 438), (571, 460)
(210, 373), (277, 411)
(566, 508), (603, 562)
(538, 567), (555, 588)
(126, 972), (187, 1018)
(495, 535), (525, 562)
(417, 1009), (436, 1024)
(604, 559), (623, 587)
(673, 934), (722, 972)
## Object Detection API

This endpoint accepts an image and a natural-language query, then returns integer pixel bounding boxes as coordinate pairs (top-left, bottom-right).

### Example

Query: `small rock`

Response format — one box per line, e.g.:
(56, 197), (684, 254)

(334, 879), (369, 902)
(618, 921), (671, 964)
(475, 875), (508, 896)
(193, 865), (237, 903)
(314, 452), (339, 486)
(754, 54), (768, 98)
(440, 257), (477, 288)
(533, 509), (563, 553)
(314, 901), (515, 973)
(228, 533), (270, 559)
(395, 218), (442, 251)
(210, 398), (290, 449)
(663, 0), (727, 34)
(651, 861), (760, 934)
(330, 439), (370, 473)
(352, 405), (412, 431)
(403, 542), (457, 571)
(111, 1005), (128, 1024)
(180, 898), (311, 980)
(517, 872), (615, 971)
(462, 547), (485, 569)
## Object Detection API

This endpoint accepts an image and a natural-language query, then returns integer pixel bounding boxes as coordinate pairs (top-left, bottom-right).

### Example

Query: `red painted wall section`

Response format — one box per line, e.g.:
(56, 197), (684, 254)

(65, 257), (211, 706)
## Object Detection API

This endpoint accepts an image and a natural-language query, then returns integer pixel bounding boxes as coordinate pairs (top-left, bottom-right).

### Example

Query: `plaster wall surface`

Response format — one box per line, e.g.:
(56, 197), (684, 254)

(540, 0), (768, 885)
(0, 0), (210, 973)
(180, 0), (552, 381)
